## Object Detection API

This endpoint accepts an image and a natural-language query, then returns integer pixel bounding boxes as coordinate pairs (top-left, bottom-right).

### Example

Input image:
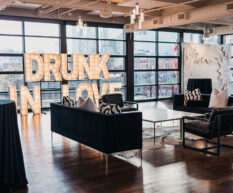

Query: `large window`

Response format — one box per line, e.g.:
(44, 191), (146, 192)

(0, 19), (61, 109)
(24, 21), (61, 108)
(66, 25), (127, 99)
(0, 17), (205, 108)
(0, 20), (24, 108)
(134, 30), (180, 100)
(184, 32), (202, 43)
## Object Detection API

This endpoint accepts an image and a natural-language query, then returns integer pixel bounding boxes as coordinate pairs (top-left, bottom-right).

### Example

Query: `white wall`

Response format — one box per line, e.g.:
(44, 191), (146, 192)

(182, 43), (232, 92)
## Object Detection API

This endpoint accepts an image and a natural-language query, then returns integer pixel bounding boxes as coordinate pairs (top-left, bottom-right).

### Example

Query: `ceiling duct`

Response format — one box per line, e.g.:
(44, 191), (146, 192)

(153, 17), (163, 25)
(177, 12), (189, 20)
(226, 2), (233, 11)
(100, 0), (112, 18)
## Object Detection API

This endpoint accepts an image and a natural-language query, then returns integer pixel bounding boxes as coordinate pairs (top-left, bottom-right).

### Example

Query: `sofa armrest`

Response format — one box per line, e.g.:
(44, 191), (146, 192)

(123, 101), (138, 110)
(104, 112), (142, 153)
(201, 94), (210, 106)
(182, 116), (209, 122)
(173, 94), (184, 109)
(228, 96), (233, 106)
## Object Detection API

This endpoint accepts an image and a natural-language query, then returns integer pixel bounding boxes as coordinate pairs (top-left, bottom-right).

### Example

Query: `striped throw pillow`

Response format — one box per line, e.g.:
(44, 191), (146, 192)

(63, 96), (75, 107)
(99, 99), (121, 115)
(184, 88), (202, 106)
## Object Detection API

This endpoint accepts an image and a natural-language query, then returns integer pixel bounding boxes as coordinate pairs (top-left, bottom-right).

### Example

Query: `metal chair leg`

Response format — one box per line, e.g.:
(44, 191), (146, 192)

(51, 131), (53, 146)
(182, 118), (186, 147)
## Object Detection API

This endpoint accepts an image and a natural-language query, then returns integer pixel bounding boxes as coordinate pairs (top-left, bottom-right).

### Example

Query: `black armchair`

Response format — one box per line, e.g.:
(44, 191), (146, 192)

(101, 93), (138, 112)
(182, 108), (233, 155)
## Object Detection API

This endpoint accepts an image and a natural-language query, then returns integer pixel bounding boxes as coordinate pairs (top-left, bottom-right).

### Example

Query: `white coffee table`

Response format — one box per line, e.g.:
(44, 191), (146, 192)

(143, 108), (203, 145)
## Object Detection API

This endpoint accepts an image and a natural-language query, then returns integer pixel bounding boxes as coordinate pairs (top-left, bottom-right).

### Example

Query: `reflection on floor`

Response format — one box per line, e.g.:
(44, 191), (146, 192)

(16, 100), (233, 193)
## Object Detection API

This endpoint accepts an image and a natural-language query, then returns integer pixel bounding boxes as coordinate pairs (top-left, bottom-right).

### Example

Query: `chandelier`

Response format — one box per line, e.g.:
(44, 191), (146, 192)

(76, 17), (87, 36)
(130, 0), (144, 29)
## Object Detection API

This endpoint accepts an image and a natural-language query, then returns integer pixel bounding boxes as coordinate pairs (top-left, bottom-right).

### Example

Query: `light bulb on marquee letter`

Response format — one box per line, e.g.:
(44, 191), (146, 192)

(61, 54), (78, 80)
(20, 86), (41, 116)
(101, 83), (108, 96)
(91, 83), (109, 108)
(98, 54), (111, 80)
(109, 83), (122, 94)
(44, 53), (62, 81)
(76, 83), (94, 101)
(24, 53), (44, 82)
(91, 83), (100, 108)
(62, 84), (69, 97)
(76, 54), (94, 80)
(9, 86), (17, 111)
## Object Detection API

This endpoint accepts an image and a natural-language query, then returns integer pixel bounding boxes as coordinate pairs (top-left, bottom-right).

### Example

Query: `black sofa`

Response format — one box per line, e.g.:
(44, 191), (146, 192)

(173, 78), (233, 114)
(173, 94), (233, 114)
(50, 102), (142, 172)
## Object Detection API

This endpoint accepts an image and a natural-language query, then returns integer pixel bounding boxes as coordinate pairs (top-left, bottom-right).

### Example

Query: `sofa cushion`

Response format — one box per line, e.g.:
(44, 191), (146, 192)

(184, 88), (202, 106)
(99, 99), (121, 115)
(184, 120), (210, 137)
(76, 96), (85, 107)
(79, 98), (98, 112)
(186, 100), (208, 107)
(209, 89), (228, 108)
(174, 106), (212, 114)
(63, 96), (74, 107)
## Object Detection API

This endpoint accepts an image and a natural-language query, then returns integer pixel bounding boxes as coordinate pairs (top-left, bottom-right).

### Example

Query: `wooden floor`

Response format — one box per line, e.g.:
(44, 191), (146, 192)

(16, 101), (233, 193)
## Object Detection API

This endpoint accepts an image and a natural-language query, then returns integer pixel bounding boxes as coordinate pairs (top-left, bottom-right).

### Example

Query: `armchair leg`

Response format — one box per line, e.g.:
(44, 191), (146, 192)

(51, 131), (53, 146)
(182, 118), (186, 147)
(140, 149), (142, 168)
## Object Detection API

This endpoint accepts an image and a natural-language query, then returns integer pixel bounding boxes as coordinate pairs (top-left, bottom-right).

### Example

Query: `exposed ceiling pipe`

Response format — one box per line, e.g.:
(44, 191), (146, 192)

(126, 1), (233, 32)
(58, 0), (99, 16)
(0, 0), (16, 11)
(144, 0), (200, 13)
(39, 6), (59, 15)
(24, 0), (131, 13)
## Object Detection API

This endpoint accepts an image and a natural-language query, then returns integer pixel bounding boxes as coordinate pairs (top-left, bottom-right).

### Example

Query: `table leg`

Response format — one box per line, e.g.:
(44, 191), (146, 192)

(180, 118), (183, 140)
(154, 122), (156, 145)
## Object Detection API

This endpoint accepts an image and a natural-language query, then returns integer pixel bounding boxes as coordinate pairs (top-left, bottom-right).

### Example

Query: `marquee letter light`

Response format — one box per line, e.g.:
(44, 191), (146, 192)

(61, 54), (78, 80)
(76, 83), (94, 101)
(9, 86), (17, 111)
(20, 86), (41, 116)
(98, 54), (111, 80)
(76, 54), (94, 80)
(62, 84), (69, 97)
(109, 83), (122, 94)
(24, 53), (44, 82)
(44, 54), (62, 81)
(91, 83), (108, 108)
(87, 54), (111, 80)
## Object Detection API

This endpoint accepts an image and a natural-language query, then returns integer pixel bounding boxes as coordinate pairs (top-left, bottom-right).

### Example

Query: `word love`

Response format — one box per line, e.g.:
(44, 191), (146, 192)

(24, 53), (111, 82)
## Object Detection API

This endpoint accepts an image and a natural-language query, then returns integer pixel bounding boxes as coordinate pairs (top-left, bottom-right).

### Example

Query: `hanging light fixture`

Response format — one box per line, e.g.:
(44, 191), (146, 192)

(76, 16), (87, 36)
(130, 0), (144, 29)
(100, 0), (112, 18)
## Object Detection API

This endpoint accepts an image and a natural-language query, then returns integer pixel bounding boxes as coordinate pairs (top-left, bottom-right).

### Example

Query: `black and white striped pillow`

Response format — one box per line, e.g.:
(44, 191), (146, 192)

(63, 96), (75, 107)
(184, 88), (202, 106)
(99, 99), (121, 115)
